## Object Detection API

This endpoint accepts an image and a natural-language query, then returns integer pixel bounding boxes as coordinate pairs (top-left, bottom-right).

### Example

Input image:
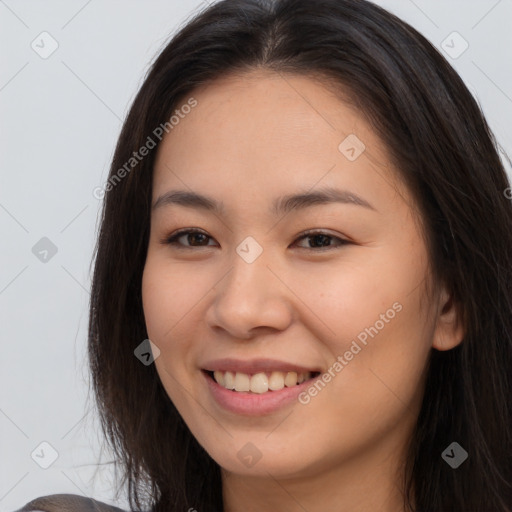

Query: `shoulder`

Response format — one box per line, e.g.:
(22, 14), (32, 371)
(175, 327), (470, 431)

(15, 494), (131, 512)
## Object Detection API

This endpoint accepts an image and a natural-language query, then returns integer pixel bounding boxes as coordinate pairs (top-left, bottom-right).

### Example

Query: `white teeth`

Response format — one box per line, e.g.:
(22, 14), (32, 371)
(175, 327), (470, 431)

(268, 371), (285, 390)
(211, 370), (313, 392)
(250, 372), (268, 394)
(234, 372), (250, 392)
(284, 371), (298, 387)
(213, 371), (224, 387)
(224, 371), (235, 390)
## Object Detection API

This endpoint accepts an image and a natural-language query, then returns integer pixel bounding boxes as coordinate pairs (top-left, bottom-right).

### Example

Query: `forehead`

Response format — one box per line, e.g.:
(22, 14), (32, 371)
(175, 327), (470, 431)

(152, 69), (409, 215)
(164, 69), (368, 150)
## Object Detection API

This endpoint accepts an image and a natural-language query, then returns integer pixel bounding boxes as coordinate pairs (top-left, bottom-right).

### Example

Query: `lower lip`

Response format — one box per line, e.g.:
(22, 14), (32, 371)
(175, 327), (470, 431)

(202, 370), (318, 416)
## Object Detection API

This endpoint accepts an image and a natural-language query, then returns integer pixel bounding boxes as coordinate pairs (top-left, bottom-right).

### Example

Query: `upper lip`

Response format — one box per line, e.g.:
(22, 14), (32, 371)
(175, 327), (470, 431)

(201, 358), (321, 374)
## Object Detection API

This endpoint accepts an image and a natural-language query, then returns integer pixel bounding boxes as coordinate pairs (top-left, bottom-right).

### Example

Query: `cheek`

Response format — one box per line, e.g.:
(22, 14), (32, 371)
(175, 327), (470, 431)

(299, 243), (432, 407)
(288, 253), (412, 351)
(141, 259), (194, 404)
(141, 255), (209, 343)
(290, 304), (431, 469)
(141, 254), (216, 398)
(142, 258), (201, 416)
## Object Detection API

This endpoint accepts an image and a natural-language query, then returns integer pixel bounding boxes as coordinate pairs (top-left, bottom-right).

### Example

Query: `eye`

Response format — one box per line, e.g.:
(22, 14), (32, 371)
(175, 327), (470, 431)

(292, 230), (350, 251)
(161, 228), (350, 251)
(161, 228), (217, 248)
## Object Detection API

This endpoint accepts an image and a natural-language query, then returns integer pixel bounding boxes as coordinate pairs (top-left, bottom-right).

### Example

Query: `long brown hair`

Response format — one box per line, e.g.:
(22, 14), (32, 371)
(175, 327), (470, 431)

(88, 0), (512, 510)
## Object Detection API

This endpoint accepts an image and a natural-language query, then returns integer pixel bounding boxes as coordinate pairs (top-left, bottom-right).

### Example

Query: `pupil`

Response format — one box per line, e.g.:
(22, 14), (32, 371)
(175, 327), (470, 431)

(190, 233), (207, 245)
(311, 235), (330, 247)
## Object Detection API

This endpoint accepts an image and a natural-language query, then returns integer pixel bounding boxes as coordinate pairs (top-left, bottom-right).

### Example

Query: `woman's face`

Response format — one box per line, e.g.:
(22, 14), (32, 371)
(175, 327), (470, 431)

(142, 70), (462, 481)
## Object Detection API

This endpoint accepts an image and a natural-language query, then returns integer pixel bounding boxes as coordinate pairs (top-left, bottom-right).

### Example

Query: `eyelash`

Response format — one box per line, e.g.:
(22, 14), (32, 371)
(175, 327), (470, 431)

(161, 228), (350, 251)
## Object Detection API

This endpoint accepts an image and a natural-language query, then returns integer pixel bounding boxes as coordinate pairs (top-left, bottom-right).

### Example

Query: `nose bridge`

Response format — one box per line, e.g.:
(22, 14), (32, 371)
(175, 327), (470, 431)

(227, 244), (270, 296)
(207, 239), (292, 336)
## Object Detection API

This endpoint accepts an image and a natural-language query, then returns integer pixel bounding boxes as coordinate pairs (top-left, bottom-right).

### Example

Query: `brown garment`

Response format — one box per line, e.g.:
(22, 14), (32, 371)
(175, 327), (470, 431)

(15, 494), (130, 512)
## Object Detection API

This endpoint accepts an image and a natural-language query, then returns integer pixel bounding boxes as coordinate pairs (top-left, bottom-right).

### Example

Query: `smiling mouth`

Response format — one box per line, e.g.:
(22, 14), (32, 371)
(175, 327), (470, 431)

(203, 369), (321, 394)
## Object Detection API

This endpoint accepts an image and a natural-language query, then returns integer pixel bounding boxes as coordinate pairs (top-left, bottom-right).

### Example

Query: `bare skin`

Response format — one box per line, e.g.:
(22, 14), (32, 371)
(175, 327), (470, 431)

(141, 69), (464, 512)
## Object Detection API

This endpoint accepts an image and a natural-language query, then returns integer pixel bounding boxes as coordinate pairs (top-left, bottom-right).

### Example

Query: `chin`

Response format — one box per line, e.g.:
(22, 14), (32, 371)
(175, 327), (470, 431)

(200, 434), (321, 479)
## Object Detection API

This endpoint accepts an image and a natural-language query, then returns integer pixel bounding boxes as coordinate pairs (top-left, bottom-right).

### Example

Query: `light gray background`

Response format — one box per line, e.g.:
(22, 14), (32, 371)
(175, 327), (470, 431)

(1, 0), (511, 510)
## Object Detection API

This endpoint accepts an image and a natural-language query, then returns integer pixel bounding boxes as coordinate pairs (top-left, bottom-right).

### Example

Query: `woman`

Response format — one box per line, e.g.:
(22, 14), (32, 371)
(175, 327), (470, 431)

(18, 0), (512, 510)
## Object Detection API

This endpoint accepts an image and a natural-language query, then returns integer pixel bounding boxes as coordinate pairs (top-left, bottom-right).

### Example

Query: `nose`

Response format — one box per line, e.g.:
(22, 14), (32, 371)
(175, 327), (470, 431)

(205, 247), (294, 339)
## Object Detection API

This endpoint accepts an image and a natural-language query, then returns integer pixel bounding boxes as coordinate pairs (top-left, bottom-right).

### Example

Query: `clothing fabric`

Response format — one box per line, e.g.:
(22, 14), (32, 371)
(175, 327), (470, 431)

(15, 494), (129, 512)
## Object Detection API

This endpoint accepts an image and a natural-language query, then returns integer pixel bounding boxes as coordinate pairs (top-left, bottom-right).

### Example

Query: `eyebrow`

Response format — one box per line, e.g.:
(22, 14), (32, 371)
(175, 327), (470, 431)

(152, 187), (376, 215)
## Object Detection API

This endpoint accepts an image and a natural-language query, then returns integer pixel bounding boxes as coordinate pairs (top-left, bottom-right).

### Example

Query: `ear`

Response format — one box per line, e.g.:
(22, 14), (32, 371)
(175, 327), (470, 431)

(431, 284), (465, 351)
